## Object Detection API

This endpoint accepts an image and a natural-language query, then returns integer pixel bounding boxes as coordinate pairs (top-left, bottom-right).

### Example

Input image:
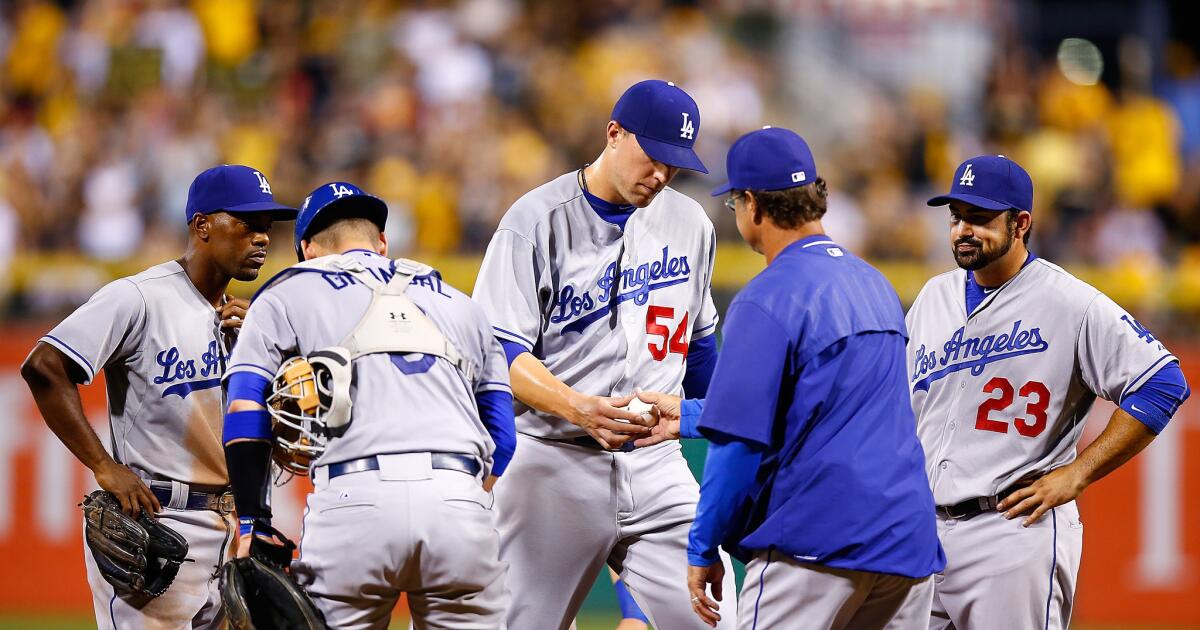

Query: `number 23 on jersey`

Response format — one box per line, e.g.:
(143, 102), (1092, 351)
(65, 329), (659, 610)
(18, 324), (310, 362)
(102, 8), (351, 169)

(975, 377), (1051, 437)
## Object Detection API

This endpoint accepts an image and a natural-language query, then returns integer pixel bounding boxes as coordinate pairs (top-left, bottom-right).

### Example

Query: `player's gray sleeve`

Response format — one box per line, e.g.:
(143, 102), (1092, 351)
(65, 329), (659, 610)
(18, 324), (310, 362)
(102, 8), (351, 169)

(225, 291), (299, 382)
(1077, 293), (1177, 404)
(477, 334), (513, 395)
(692, 223), (719, 340)
(473, 227), (544, 351)
(40, 279), (147, 384)
(468, 299), (513, 395)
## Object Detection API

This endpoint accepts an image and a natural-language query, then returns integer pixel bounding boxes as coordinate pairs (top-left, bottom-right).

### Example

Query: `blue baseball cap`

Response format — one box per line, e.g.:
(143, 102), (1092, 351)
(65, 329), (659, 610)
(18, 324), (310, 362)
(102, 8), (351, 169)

(927, 155), (1034, 213)
(711, 126), (817, 196)
(294, 181), (389, 259)
(612, 80), (708, 173)
(184, 165), (296, 224)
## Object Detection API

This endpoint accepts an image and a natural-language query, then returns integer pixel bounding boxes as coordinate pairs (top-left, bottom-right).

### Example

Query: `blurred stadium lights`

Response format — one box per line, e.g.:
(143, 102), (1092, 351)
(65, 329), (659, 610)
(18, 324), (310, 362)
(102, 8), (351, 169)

(1057, 38), (1104, 85)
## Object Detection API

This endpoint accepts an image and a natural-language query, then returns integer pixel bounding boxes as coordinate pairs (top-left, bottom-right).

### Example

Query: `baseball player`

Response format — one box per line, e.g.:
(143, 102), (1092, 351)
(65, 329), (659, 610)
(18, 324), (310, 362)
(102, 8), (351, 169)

(222, 181), (515, 629)
(20, 165), (295, 629)
(645, 127), (944, 629)
(909, 155), (1191, 629)
(473, 79), (737, 629)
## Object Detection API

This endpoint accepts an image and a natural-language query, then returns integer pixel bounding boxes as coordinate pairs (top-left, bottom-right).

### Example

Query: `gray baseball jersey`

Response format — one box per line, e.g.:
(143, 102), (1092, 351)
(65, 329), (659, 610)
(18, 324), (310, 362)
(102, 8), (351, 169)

(228, 249), (512, 628)
(42, 260), (236, 629)
(226, 249), (511, 470)
(473, 171), (736, 630)
(905, 258), (1175, 505)
(473, 171), (718, 438)
(41, 260), (231, 485)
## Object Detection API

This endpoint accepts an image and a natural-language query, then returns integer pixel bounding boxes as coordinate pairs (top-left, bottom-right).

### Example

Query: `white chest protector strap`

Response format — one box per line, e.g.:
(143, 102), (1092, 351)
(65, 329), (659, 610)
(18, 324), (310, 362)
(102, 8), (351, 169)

(299, 254), (476, 383)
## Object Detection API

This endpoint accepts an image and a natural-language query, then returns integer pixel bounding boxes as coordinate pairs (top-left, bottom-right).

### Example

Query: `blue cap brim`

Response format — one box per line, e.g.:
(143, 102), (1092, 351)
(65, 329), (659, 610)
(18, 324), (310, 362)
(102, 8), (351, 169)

(223, 201), (299, 219)
(710, 182), (734, 196)
(300, 195), (389, 239)
(926, 193), (1013, 212)
(634, 135), (708, 174)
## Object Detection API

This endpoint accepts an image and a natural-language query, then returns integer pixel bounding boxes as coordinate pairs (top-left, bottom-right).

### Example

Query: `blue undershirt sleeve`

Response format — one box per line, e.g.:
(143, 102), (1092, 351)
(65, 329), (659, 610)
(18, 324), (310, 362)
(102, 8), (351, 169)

(1120, 361), (1190, 434)
(613, 576), (650, 622)
(226, 371), (270, 408)
(679, 398), (705, 439)
(475, 389), (517, 476)
(687, 434), (764, 567)
(683, 334), (718, 398)
(499, 338), (529, 367)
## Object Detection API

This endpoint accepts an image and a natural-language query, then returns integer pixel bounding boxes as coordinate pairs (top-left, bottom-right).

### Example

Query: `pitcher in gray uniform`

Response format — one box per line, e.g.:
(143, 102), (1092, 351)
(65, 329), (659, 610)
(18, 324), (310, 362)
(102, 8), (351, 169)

(222, 181), (515, 630)
(20, 165), (295, 629)
(909, 155), (1191, 629)
(474, 79), (737, 629)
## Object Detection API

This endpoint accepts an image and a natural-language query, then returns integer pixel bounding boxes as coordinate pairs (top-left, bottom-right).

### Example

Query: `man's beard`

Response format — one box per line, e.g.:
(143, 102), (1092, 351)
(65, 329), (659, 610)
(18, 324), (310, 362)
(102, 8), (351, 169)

(953, 224), (1016, 271)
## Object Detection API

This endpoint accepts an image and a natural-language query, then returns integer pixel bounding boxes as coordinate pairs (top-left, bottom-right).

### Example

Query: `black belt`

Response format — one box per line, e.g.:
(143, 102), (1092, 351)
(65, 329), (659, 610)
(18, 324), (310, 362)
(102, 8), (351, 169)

(149, 481), (235, 513)
(936, 487), (1019, 520)
(560, 435), (636, 453)
(326, 453), (482, 480)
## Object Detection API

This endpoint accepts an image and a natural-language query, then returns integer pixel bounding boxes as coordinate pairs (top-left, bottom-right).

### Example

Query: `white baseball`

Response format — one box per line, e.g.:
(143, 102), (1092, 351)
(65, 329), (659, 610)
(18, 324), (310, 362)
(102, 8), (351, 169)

(623, 398), (654, 415)
(616, 396), (655, 424)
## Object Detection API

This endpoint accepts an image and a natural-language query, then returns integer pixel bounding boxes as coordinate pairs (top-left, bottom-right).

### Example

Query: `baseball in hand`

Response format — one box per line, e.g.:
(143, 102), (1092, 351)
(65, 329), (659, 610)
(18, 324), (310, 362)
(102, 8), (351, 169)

(618, 397), (655, 424)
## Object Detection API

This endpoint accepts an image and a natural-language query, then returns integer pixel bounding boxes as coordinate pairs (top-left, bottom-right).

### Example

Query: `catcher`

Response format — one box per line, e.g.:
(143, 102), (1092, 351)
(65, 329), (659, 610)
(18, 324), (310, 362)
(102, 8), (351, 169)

(221, 181), (516, 629)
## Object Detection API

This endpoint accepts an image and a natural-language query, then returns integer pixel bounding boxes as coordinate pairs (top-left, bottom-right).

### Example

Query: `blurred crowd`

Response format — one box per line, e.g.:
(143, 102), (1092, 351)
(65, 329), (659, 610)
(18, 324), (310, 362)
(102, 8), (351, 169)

(1, 0), (1198, 324)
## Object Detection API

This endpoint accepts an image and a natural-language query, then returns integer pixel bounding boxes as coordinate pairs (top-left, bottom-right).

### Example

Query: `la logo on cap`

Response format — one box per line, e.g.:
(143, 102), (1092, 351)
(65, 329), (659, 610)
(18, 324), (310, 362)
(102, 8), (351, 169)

(959, 164), (975, 187)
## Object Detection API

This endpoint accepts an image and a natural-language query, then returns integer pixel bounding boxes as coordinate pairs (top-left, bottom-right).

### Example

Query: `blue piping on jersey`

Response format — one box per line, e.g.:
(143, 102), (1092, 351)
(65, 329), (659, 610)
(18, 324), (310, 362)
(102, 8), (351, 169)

(751, 550), (772, 630)
(693, 321), (717, 337)
(43, 334), (95, 377)
(493, 326), (534, 349)
(1044, 509), (1057, 630)
(561, 277), (690, 334)
(227, 362), (276, 382)
(162, 378), (222, 399)
(1119, 353), (1175, 402)
(108, 592), (118, 629)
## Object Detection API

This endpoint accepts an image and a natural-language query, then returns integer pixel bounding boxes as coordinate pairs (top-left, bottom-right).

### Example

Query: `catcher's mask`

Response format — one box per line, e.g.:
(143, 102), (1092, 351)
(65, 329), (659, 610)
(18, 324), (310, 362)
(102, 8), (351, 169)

(266, 347), (353, 475)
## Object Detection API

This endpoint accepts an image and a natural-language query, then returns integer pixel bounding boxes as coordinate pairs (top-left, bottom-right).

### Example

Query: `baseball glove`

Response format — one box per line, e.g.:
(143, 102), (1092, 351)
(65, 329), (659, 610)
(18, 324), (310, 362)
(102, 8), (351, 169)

(80, 490), (188, 601)
(220, 549), (326, 630)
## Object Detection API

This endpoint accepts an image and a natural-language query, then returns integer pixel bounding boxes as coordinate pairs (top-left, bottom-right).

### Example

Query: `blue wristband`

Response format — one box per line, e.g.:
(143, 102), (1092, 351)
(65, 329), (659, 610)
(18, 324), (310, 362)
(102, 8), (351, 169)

(238, 516), (256, 537)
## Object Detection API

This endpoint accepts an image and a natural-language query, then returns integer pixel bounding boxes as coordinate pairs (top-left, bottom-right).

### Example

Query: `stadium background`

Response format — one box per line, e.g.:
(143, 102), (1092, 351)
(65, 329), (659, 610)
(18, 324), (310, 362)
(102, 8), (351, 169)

(0, 0), (1198, 627)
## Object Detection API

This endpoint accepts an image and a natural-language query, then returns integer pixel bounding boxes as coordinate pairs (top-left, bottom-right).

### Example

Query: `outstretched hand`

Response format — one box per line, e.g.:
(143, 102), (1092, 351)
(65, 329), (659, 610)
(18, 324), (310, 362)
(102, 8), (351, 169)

(633, 390), (683, 447)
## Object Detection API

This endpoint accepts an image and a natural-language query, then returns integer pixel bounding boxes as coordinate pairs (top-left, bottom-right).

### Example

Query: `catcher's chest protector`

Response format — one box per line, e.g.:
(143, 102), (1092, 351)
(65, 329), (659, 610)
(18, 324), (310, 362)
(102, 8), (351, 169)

(296, 255), (475, 380)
